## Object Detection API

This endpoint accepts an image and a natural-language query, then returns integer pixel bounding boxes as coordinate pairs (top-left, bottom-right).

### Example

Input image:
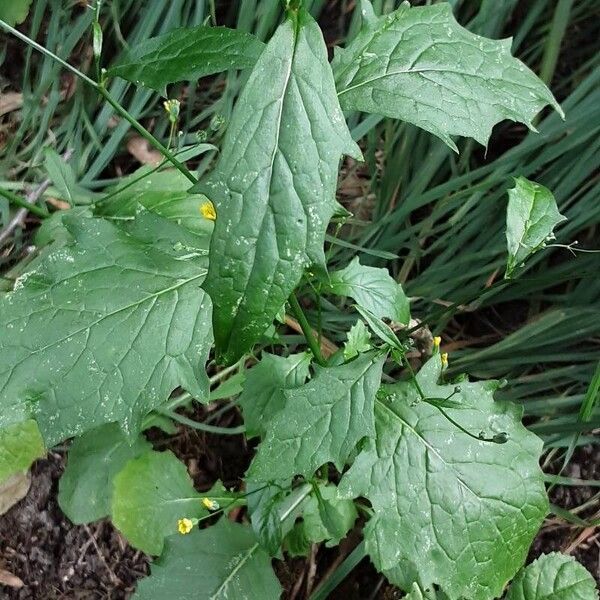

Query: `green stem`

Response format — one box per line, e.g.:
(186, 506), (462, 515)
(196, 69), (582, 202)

(0, 188), (48, 218)
(159, 408), (246, 435)
(289, 293), (327, 367)
(0, 19), (197, 184)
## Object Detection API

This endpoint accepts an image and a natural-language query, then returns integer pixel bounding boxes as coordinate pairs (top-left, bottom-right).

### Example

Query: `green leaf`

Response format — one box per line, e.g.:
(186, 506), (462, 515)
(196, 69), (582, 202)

(44, 147), (90, 206)
(196, 9), (361, 364)
(133, 518), (281, 599)
(239, 352), (311, 438)
(0, 0), (32, 27)
(344, 320), (372, 360)
(355, 304), (405, 355)
(0, 420), (44, 484)
(109, 26), (265, 92)
(0, 216), (213, 445)
(339, 357), (548, 599)
(248, 352), (384, 480)
(333, 1), (563, 150)
(284, 522), (311, 557)
(58, 423), (151, 524)
(506, 553), (598, 600)
(505, 177), (566, 278)
(96, 165), (215, 236)
(325, 257), (409, 324)
(112, 450), (203, 555)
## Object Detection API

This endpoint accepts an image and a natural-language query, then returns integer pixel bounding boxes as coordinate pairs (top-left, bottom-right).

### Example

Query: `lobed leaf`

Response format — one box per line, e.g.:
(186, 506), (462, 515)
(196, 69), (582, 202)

(324, 257), (410, 324)
(238, 352), (311, 438)
(344, 320), (372, 359)
(0, 216), (212, 445)
(195, 9), (361, 364)
(505, 177), (566, 278)
(339, 357), (548, 599)
(133, 518), (281, 599)
(506, 553), (598, 600)
(0, 420), (44, 484)
(248, 352), (384, 480)
(58, 423), (151, 524)
(109, 26), (265, 92)
(333, 0), (563, 150)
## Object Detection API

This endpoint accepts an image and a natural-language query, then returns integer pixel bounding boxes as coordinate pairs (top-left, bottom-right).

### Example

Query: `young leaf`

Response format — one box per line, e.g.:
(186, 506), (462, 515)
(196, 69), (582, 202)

(325, 257), (410, 324)
(96, 164), (215, 236)
(506, 553), (598, 600)
(505, 177), (566, 278)
(112, 450), (203, 555)
(344, 319), (372, 359)
(58, 423), (151, 524)
(133, 518), (281, 599)
(195, 9), (361, 364)
(339, 357), (548, 600)
(0, 420), (44, 484)
(109, 26), (265, 92)
(0, 0), (32, 27)
(239, 352), (311, 438)
(333, 1), (563, 150)
(248, 352), (384, 480)
(355, 304), (405, 355)
(0, 216), (213, 445)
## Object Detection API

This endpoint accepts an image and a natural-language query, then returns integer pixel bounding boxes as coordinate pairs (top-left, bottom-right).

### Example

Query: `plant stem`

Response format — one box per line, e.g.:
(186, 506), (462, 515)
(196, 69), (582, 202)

(288, 293), (327, 366)
(0, 188), (48, 218)
(0, 19), (197, 184)
(158, 408), (246, 435)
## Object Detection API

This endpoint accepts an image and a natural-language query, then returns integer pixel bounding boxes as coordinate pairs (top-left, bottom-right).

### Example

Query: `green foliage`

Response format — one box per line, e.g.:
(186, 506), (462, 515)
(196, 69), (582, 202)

(0, 0), (32, 27)
(0, 420), (44, 483)
(133, 518), (281, 599)
(505, 177), (567, 278)
(333, 0), (562, 150)
(324, 257), (410, 324)
(112, 450), (202, 555)
(339, 357), (548, 599)
(506, 553), (598, 600)
(344, 320), (372, 359)
(248, 352), (385, 480)
(0, 216), (213, 445)
(109, 25), (265, 92)
(58, 423), (151, 524)
(196, 8), (361, 364)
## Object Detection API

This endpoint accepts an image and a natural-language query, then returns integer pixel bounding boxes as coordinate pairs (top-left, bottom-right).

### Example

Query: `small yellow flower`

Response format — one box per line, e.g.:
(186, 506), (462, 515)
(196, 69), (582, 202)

(163, 99), (180, 124)
(200, 200), (216, 221)
(201, 497), (219, 511)
(433, 336), (441, 350)
(441, 353), (449, 369)
(177, 518), (194, 535)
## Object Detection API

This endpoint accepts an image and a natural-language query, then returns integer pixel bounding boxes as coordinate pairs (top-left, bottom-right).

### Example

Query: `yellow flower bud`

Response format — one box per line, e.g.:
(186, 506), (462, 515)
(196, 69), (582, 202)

(200, 201), (216, 221)
(201, 497), (219, 511)
(177, 518), (194, 535)
(163, 99), (180, 124)
(433, 336), (441, 349)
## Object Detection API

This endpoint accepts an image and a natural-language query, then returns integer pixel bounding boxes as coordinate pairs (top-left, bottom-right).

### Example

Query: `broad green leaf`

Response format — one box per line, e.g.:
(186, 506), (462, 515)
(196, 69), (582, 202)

(344, 320), (372, 359)
(239, 352), (311, 438)
(133, 518), (281, 599)
(284, 522), (311, 557)
(506, 553), (598, 600)
(196, 9), (361, 364)
(96, 165), (215, 236)
(0, 0), (32, 26)
(109, 26), (265, 92)
(505, 177), (566, 278)
(339, 357), (548, 599)
(248, 352), (384, 480)
(44, 147), (91, 205)
(0, 420), (44, 483)
(58, 423), (151, 524)
(333, 1), (563, 150)
(0, 216), (213, 445)
(325, 257), (410, 324)
(304, 483), (357, 546)
(112, 450), (203, 555)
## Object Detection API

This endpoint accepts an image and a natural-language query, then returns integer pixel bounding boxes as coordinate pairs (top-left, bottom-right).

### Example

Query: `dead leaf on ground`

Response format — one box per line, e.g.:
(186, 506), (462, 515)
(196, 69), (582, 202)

(0, 92), (23, 117)
(127, 136), (162, 166)
(0, 471), (31, 516)
(0, 568), (24, 589)
(46, 197), (71, 210)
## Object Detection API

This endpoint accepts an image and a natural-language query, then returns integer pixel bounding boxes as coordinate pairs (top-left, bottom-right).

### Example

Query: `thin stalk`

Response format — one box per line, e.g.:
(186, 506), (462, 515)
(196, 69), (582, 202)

(0, 19), (197, 184)
(0, 188), (48, 218)
(289, 293), (327, 366)
(158, 408), (246, 435)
